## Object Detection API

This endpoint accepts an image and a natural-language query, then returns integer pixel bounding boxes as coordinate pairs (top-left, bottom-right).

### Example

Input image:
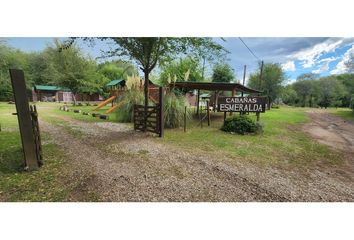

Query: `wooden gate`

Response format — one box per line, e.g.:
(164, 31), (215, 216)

(133, 87), (164, 137)
(30, 105), (43, 166)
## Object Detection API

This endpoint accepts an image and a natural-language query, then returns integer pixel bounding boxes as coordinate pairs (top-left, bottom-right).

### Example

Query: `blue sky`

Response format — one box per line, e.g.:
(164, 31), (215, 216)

(2, 37), (354, 84)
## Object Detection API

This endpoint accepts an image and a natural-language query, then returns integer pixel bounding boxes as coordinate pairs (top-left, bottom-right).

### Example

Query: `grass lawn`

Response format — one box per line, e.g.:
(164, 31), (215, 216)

(0, 102), (97, 201)
(0, 101), (346, 201)
(330, 107), (354, 122)
(162, 106), (341, 168)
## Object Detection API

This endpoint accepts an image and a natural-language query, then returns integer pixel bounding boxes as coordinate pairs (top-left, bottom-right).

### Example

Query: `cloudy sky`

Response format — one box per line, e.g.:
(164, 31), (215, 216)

(3, 37), (354, 84)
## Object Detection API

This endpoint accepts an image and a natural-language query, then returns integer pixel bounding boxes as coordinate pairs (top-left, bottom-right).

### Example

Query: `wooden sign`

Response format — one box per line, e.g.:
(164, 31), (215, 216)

(217, 96), (267, 113)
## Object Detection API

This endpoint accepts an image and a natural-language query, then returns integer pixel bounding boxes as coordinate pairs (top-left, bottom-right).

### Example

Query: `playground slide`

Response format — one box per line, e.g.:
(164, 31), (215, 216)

(105, 101), (124, 114)
(93, 96), (116, 111)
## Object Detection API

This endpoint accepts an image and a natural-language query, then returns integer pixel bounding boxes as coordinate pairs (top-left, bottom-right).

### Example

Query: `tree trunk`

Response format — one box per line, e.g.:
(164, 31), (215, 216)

(144, 70), (149, 131)
(72, 93), (77, 106)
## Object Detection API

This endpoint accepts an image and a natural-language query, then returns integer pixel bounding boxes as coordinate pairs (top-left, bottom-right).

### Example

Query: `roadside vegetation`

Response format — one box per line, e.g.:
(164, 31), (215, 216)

(0, 103), (99, 201)
(163, 106), (342, 168)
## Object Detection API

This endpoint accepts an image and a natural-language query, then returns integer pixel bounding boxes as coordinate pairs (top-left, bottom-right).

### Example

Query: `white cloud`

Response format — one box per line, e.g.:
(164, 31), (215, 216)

(311, 56), (339, 74)
(289, 39), (343, 68)
(281, 61), (296, 71)
(330, 45), (354, 74)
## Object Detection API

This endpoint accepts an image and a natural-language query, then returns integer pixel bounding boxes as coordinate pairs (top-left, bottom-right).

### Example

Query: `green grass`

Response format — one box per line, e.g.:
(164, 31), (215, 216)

(162, 106), (341, 168)
(330, 108), (354, 122)
(0, 102), (98, 201)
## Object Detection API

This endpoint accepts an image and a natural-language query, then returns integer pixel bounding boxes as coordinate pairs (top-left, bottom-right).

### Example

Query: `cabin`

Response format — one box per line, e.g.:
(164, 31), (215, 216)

(32, 85), (72, 102)
(32, 85), (103, 102)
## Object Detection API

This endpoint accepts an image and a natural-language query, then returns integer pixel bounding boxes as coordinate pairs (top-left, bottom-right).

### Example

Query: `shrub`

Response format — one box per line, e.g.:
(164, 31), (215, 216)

(115, 88), (144, 122)
(271, 104), (280, 109)
(164, 92), (191, 128)
(221, 115), (260, 135)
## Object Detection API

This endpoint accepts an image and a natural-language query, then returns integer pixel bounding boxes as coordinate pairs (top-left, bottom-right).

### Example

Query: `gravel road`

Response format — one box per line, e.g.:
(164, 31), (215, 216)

(39, 111), (354, 201)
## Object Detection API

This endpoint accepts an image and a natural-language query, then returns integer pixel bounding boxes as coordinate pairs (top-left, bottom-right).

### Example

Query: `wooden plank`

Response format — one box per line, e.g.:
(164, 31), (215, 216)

(9, 69), (39, 170)
(159, 87), (164, 137)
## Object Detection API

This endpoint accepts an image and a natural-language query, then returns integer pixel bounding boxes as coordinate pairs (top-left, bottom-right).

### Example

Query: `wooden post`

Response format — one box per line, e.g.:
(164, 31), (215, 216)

(224, 112), (227, 123)
(9, 69), (39, 170)
(214, 91), (217, 112)
(196, 89), (200, 116)
(159, 87), (164, 138)
(184, 106), (187, 133)
(207, 100), (210, 126)
(256, 112), (260, 122)
(230, 88), (236, 116)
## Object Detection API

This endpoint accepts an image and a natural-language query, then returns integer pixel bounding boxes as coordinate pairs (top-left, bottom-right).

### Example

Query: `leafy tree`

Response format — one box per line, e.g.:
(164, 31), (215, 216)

(281, 85), (298, 105)
(248, 63), (286, 106)
(317, 77), (346, 108)
(0, 42), (31, 100)
(159, 57), (203, 85)
(98, 60), (138, 81)
(211, 63), (235, 83)
(48, 39), (102, 104)
(65, 37), (227, 111)
(291, 74), (318, 107)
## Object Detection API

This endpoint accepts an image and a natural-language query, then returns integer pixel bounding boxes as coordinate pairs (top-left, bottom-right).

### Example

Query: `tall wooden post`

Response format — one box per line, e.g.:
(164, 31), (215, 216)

(9, 69), (39, 171)
(184, 106), (187, 133)
(159, 87), (164, 138)
(196, 89), (200, 116)
(207, 100), (210, 126)
(230, 88), (236, 116)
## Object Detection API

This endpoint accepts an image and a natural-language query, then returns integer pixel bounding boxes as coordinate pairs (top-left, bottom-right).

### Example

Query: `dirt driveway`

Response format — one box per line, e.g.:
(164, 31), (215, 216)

(303, 109), (354, 153)
(39, 110), (354, 202)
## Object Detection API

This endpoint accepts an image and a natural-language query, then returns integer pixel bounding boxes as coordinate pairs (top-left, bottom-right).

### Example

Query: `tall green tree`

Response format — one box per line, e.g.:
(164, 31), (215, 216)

(0, 42), (31, 100)
(50, 39), (102, 104)
(211, 63), (235, 83)
(317, 77), (347, 108)
(248, 62), (286, 106)
(65, 37), (227, 110)
(98, 60), (138, 81)
(291, 74), (319, 107)
(159, 57), (203, 85)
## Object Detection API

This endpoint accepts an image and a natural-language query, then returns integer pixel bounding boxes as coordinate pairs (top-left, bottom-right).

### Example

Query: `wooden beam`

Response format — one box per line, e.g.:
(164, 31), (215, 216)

(9, 69), (39, 170)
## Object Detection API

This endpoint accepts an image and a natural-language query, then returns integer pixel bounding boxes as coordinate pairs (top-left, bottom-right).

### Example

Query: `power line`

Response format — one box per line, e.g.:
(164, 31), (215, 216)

(238, 37), (261, 61)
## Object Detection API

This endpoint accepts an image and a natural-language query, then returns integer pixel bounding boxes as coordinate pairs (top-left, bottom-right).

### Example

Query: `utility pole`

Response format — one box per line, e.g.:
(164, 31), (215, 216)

(259, 61), (264, 90)
(256, 61), (264, 120)
(241, 65), (247, 97)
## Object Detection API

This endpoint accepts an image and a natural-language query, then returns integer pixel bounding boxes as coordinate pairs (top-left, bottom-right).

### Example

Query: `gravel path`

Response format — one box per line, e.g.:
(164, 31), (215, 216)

(39, 113), (354, 201)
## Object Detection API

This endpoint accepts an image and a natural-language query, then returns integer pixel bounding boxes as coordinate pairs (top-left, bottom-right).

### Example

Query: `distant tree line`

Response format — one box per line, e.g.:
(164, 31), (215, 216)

(0, 39), (137, 101)
(281, 73), (354, 109)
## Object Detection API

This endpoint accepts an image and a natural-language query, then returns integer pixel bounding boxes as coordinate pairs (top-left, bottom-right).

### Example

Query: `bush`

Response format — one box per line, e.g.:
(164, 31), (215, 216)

(271, 104), (280, 109)
(115, 88), (144, 122)
(221, 115), (260, 135)
(164, 92), (191, 128)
